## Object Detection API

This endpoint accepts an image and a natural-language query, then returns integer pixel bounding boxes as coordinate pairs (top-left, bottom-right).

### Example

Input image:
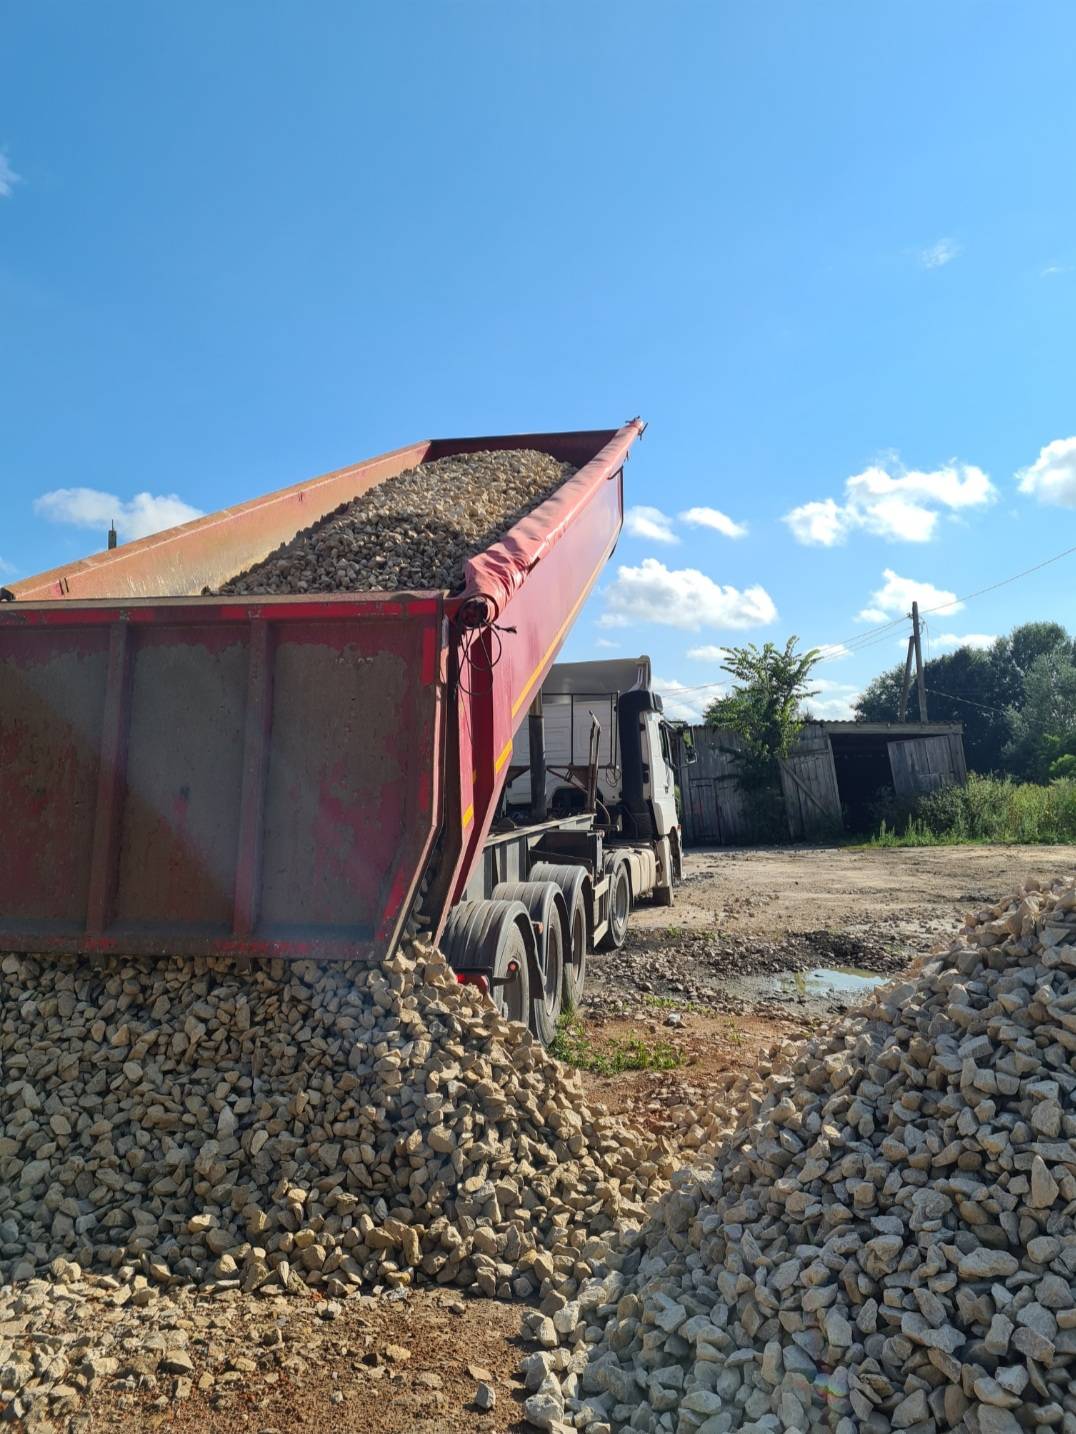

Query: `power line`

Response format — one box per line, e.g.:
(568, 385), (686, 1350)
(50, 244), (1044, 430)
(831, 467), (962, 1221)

(925, 686), (1070, 737)
(812, 537), (1076, 666)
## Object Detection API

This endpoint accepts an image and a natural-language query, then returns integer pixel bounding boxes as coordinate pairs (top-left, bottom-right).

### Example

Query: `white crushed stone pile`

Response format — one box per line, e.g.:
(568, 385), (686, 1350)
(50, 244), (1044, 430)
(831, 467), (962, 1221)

(537, 874), (1076, 1434)
(217, 448), (576, 595)
(0, 941), (676, 1309)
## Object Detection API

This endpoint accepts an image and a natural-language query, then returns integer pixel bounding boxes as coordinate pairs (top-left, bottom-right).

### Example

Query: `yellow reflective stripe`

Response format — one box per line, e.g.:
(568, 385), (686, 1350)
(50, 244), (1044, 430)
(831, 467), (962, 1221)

(494, 739), (514, 773)
(461, 803), (474, 830)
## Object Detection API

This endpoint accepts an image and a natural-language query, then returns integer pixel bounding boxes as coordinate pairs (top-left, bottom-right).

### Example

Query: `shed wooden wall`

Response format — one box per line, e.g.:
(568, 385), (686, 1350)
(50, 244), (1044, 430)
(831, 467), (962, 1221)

(678, 721), (966, 845)
(888, 732), (967, 800)
(679, 722), (841, 844)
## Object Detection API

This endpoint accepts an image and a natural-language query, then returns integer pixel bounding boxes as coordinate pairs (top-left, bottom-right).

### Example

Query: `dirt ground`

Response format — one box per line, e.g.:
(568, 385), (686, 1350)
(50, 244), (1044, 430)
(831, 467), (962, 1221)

(77, 842), (1076, 1432)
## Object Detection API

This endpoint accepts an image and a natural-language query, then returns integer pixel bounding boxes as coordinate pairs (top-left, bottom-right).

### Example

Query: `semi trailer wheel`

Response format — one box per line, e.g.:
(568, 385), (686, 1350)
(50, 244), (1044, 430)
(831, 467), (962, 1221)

(439, 899), (532, 1026)
(493, 880), (567, 1045)
(528, 861), (590, 1010)
(598, 856), (631, 951)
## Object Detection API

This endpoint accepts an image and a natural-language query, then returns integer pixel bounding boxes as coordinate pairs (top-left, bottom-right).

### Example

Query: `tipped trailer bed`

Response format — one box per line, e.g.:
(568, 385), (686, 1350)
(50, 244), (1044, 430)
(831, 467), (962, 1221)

(0, 419), (677, 1037)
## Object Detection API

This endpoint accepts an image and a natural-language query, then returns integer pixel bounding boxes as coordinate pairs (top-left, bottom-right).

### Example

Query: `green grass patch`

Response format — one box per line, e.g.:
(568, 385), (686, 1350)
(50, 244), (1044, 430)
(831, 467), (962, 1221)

(642, 993), (702, 1012)
(549, 1013), (682, 1076)
(857, 773), (1076, 848)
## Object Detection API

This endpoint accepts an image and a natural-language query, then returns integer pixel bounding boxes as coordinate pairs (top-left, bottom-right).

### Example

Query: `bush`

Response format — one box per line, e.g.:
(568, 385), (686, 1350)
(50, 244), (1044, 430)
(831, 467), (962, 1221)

(866, 773), (1076, 846)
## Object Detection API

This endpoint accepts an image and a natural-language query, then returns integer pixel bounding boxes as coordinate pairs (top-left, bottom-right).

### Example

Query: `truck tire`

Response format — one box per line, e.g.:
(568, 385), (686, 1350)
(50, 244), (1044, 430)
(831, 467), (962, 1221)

(493, 881), (566, 1045)
(598, 856), (631, 951)
(528, 862), (589, 1011)
(439, 899), (532, 1026)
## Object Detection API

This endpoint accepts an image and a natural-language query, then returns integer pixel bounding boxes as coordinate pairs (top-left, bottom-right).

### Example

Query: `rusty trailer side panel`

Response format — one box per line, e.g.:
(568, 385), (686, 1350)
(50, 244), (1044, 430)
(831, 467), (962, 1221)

(0, 596), (444, 961)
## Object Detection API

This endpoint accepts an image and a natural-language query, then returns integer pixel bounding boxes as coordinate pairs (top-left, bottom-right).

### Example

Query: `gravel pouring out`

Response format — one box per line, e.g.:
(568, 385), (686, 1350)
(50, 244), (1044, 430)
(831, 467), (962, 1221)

(216, 448), (576, 595)
(0, 944), (674, 1298)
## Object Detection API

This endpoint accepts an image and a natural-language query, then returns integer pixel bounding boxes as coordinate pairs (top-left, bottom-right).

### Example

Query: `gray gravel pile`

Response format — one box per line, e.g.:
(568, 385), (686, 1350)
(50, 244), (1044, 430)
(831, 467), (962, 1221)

(217, 448), (575, 595)
(0, 940), (675, 1314)
(535, 874), (1076, 1434)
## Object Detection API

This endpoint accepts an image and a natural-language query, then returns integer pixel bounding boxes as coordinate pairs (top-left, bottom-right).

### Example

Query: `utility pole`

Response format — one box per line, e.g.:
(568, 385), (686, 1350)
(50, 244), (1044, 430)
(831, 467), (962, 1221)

(898, 635), (915, 722)
(911, 601), (928, 723)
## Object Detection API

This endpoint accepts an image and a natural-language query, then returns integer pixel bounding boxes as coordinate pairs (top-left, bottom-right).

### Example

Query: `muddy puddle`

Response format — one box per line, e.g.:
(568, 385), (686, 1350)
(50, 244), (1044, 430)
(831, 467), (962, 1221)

(728, 964), (890, 1009)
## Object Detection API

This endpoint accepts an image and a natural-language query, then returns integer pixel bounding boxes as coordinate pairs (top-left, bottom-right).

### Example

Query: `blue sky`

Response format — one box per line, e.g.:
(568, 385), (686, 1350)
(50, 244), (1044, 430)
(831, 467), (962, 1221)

(4, 3), (1076, 720)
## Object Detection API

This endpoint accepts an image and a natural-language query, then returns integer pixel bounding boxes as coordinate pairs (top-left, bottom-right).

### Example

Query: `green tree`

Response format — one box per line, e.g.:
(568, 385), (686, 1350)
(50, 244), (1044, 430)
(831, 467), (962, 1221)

(704, 638), (821, 835)
(854, 622), (1075, 775)
(1005, 648), (1076, 781)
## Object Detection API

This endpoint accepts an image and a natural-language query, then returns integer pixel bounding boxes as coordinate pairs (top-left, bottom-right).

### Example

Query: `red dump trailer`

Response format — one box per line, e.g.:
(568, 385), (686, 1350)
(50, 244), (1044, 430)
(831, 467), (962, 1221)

(0, 420), (681, 1040)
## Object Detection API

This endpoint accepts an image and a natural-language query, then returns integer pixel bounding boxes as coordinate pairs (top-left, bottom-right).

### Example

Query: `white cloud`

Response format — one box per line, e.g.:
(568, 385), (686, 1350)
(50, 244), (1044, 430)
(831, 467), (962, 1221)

(800, 679), (861, 720)
(813, 678), (859, 695)
(686, 644), (727, 661)
(1041, 264), (1069, 278)
(1017, 436), (1076, 508)
(594, 637), (619, 650)
(783, 458), (994, 546)
(0, 150), (19, 199)
(815, 642), (852, 661)
(920, 238), (960, 269)
(34, 487), (204, 544)
(784, 498), (849, 546)
(655, 677), (711, 723)
(599, 558), (777, 632)
(931, 632), (997, 653)
(624, 505), (678, 544)
(679, 506), (748, 539)
(856, 568), (963, 623)
(806, 694), (860, 721)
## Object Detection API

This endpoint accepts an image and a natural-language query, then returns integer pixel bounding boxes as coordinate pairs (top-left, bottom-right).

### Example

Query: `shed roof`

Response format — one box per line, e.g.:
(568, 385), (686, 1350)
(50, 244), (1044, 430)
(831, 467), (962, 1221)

(819, 721), (963, 738)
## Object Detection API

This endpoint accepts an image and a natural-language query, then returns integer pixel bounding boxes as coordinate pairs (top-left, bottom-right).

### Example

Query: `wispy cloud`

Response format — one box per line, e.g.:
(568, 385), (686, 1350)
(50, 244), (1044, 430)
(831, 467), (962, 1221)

(594, 637), (619, 650)
(600, 558), (777, 632)
(655, 676), (713, 723)
(1041, 264), (1069, 279)
(686, 644), (727, 661)
(35, 487), (204, 544)
(0, 557), (15, 577)
(929, 632), (997, 653)
(815, 642), (852, 662)
(920, 238), (961, 270)
(857, 569), (963, 624)
(624, 506), (678, 544)
(679, 506), (748, 540)
(1017, 436), (1076, 508)
(624, 505), (749, 544)
(783, 456), (994, 546)
(0, 150), (20, 199)
(805, 677), (861, 718)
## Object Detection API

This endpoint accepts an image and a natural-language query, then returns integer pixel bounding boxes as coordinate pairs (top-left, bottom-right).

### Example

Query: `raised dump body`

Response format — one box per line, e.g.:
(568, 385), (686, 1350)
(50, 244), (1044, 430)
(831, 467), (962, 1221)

(0, 423), (644, 966)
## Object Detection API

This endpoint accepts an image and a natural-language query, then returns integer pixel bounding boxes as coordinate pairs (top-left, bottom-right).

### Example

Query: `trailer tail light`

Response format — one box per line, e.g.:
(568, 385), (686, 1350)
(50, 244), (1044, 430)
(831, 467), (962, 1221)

(456, 972), (490, 995)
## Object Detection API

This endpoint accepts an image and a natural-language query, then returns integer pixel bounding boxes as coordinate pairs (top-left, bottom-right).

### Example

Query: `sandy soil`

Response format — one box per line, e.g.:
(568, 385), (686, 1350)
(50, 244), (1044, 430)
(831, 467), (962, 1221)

(77, 842), (1076, 1432)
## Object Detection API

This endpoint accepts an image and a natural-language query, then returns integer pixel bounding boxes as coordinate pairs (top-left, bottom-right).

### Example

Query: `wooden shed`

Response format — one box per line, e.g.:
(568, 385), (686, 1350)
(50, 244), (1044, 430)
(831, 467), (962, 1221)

(679, 720), (966, 845)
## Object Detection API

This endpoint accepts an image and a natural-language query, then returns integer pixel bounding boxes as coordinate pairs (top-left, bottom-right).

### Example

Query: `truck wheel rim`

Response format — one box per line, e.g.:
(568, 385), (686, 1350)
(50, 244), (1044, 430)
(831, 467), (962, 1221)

(612, 872), (629, 935)
(543, 922), (563, 1012)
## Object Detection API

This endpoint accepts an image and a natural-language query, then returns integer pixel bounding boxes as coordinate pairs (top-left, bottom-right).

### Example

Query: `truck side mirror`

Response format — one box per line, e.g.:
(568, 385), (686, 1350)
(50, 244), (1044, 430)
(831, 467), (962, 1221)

(684, 728), (698, 765)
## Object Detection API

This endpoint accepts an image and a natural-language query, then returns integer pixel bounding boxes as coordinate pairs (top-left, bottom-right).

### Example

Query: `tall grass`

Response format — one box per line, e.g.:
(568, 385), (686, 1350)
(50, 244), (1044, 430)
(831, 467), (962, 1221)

(865, 773), (1076, 847)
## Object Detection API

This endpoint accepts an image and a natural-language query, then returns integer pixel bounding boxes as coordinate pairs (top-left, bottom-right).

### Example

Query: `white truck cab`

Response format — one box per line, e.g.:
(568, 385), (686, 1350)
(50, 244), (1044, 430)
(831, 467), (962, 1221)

(504, 656), (690, 903)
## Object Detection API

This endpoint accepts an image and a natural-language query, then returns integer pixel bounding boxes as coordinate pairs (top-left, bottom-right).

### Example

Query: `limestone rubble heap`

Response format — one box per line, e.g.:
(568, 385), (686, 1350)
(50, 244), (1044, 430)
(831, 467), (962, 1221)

(540, 874), (1076, 1434)
(0, 943), (678, 1300)
(217, 448), (576, 595)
